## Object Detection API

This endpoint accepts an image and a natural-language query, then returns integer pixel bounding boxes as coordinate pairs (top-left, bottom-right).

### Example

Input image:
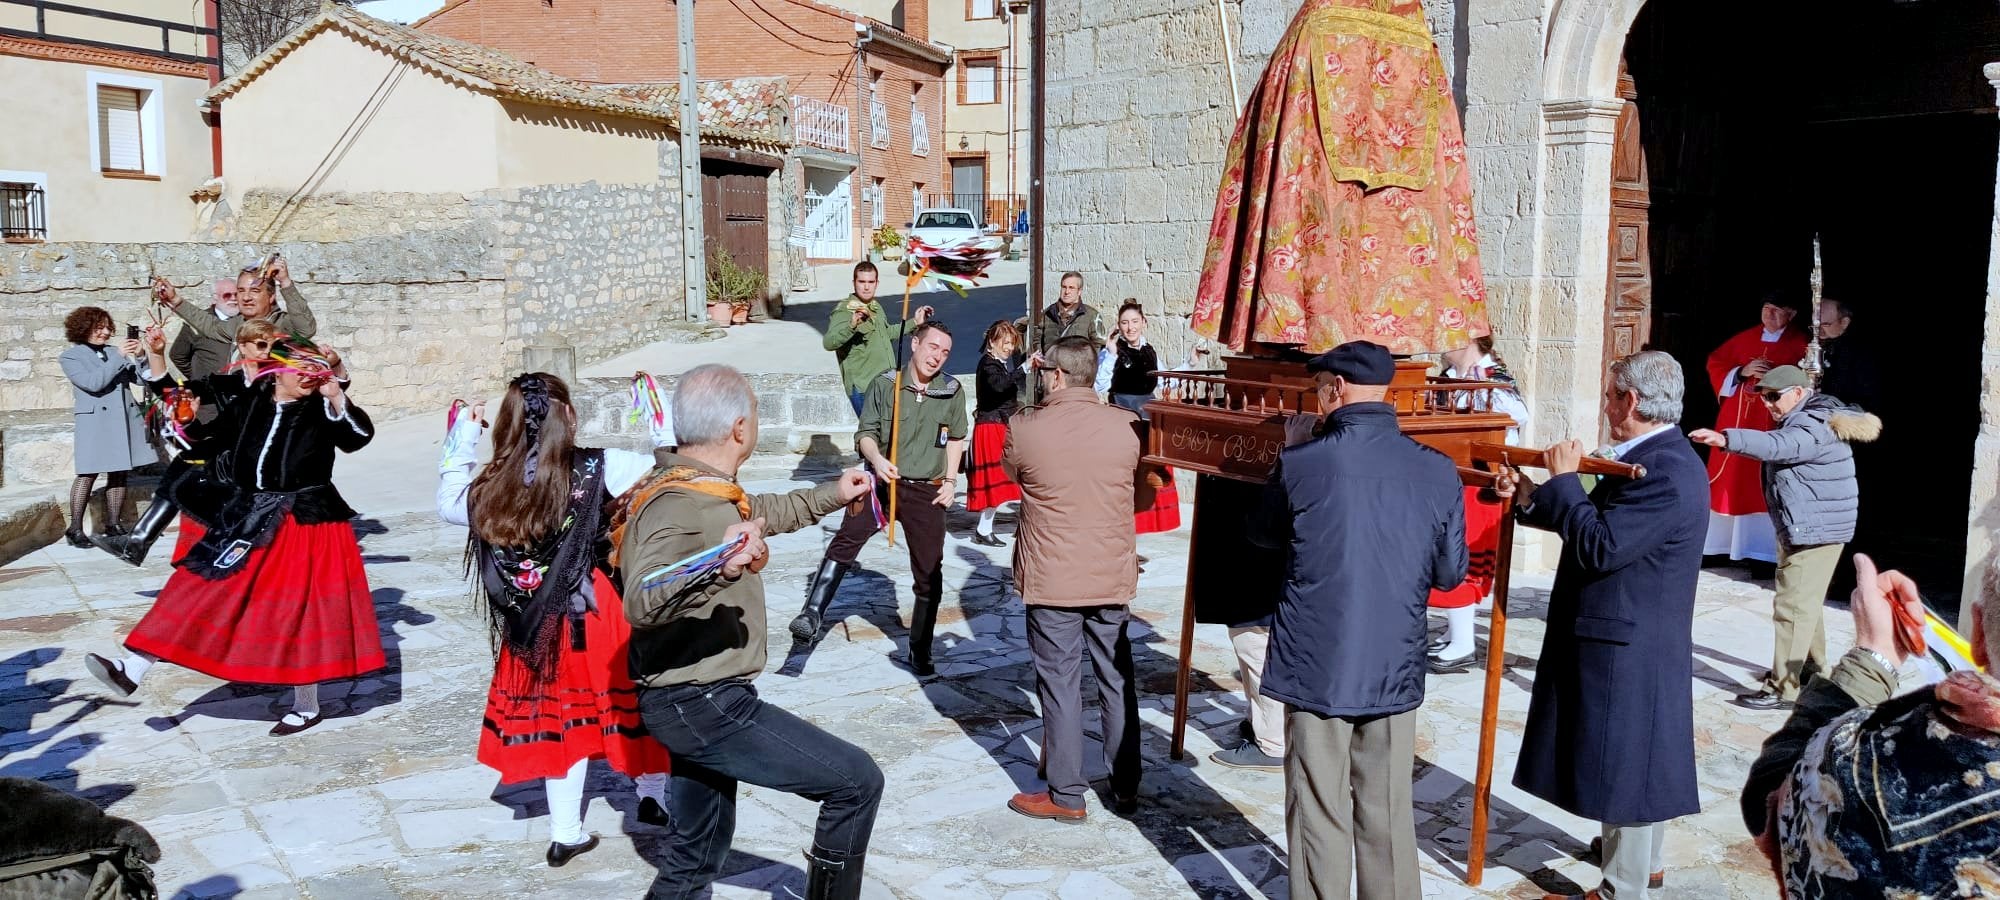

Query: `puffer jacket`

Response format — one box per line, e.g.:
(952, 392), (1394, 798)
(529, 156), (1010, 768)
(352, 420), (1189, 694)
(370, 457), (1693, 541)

(1721, 392), (1881, 546)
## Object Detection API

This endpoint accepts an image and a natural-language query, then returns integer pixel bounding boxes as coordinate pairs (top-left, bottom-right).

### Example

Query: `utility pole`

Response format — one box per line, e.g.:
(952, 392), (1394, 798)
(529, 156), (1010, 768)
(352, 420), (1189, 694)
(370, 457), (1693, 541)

(678, 0), (706, 321)
(1025, 0), (1045, 402)
(854, 21), (872, 258)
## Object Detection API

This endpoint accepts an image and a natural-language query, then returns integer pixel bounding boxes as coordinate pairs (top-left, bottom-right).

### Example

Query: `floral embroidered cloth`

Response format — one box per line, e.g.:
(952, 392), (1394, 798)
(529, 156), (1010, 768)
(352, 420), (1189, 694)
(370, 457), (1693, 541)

(1192, 0), (1489, 355)
(1774, 670), (2000, 898)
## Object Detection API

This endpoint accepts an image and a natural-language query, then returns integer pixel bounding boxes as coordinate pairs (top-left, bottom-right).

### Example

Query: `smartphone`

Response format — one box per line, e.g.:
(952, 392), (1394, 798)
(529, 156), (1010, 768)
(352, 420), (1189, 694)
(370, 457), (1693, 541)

(126, 324), (140, 341)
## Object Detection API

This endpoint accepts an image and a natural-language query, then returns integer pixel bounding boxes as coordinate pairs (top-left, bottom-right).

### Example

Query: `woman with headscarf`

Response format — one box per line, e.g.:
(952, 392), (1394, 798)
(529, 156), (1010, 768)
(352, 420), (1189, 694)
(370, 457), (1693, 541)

(436, 373), (671, 867)
(82, 337), (379, 737)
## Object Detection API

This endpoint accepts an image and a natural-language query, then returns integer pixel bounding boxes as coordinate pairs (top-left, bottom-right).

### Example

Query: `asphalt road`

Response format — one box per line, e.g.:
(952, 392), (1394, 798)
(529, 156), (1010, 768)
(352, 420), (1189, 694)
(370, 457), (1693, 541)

(780, 281), (1035, 379)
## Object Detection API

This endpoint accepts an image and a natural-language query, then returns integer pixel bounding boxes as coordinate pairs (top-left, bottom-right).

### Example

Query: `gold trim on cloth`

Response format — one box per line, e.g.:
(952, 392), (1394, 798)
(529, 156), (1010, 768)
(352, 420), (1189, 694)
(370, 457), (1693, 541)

(1301, 5), (1444, 192)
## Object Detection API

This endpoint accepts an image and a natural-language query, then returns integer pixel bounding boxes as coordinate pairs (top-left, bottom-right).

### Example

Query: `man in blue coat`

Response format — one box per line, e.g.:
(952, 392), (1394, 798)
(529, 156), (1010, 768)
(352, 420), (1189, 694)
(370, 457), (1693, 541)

(1251, 340), (1466, 900)
(1500, 350), (1708, 900)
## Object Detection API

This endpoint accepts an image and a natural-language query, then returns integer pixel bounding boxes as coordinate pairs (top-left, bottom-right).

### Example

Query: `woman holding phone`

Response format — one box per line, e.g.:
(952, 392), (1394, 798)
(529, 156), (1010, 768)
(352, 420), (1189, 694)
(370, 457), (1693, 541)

(58, 306), (154, 546)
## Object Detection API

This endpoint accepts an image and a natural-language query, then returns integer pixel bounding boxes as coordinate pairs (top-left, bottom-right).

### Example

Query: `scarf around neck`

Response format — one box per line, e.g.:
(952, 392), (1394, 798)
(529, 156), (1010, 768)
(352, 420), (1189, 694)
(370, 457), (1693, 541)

(607, 464), (751, 569)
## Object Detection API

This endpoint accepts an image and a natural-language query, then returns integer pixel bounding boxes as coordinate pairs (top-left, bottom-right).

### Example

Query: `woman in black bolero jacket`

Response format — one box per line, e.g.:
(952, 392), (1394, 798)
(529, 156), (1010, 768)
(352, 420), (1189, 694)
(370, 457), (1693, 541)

(85, 336), (381, 737)
(968, 321), (1028, 545)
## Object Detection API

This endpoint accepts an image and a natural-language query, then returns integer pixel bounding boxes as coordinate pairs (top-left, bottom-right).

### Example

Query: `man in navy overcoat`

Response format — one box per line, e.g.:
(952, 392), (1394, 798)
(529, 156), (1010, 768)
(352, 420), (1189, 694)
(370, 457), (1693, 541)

(1502, 351), (1709, 900)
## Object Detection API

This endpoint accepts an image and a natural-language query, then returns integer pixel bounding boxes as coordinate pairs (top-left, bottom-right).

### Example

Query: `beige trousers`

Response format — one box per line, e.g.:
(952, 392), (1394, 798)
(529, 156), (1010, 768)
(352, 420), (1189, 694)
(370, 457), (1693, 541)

(1770, 540), (1843, 700)
(1229, 626), (1287, 756)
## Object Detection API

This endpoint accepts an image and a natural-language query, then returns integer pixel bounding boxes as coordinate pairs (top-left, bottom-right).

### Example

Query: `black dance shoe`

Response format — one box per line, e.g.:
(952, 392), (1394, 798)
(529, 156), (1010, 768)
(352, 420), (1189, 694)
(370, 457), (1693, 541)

(84, 653), (137, 698)
(545, 834), (599, 868)
(269, 710), (324, 736)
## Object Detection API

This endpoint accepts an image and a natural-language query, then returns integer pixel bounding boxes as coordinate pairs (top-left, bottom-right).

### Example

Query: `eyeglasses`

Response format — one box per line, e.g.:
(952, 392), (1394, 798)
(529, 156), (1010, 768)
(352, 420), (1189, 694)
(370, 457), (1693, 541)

(239, 339), (272, 350)
(1757, 390), (1788, 402)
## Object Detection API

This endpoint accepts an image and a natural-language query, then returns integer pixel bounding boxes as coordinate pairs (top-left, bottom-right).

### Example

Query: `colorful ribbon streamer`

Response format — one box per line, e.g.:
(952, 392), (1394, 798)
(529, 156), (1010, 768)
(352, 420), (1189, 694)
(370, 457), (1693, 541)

(901, 234), (1006, 296)
(636, 533), (750, 594)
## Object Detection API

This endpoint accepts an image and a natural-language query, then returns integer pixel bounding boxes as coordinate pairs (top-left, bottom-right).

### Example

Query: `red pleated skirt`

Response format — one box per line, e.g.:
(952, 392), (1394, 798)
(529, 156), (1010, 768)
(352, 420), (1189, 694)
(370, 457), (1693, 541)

(1135, 466), (1182, 534)
(126, 516), (385, 685)
(479, 570), (672, 783)
(168, 514), (198, 562)
(966, 421), (1020, 511)
(1429, 486), (1503, 609)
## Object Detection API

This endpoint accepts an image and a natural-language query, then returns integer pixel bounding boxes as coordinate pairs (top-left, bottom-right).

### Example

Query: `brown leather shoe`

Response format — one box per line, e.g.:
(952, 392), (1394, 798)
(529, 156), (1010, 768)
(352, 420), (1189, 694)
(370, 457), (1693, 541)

(1007, 792), (1085, 822)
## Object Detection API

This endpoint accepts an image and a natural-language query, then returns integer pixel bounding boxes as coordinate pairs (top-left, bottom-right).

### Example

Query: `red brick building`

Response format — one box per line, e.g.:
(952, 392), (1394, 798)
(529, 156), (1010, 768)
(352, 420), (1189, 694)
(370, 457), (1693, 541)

(419, 0), (950, 261)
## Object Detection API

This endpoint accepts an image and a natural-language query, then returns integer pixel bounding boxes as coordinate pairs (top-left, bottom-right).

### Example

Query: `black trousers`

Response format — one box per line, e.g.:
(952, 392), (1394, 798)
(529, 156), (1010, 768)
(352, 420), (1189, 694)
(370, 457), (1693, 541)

(638, 679), (884, 899)
(1026, 604), (1141, 809)
(825, 479), (946, 650)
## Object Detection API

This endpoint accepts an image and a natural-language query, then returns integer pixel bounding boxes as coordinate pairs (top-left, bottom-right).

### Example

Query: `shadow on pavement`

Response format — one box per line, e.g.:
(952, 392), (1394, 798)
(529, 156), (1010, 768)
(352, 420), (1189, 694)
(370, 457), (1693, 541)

(0, 649), (136, 809)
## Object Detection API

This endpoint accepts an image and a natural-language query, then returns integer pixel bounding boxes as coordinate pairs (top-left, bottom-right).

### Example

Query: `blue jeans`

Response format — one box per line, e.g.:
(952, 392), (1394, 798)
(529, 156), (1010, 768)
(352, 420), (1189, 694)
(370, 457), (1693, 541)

(847, 390), (865, 417)
(638, 679), (884, 899)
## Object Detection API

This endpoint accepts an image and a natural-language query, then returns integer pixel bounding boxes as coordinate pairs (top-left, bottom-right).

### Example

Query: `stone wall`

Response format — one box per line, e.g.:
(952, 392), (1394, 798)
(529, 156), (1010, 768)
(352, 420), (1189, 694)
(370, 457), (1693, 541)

(1041, 0), (1463, 368)
(500, 178), (686, 360)
(0, 231), (510, 418)
(0, 167), (699, 487)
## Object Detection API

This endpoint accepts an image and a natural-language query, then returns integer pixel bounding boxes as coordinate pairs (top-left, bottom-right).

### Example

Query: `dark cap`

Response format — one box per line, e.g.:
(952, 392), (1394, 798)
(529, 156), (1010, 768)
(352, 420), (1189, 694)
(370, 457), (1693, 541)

(1305, 341), (1395, 385)
(1757, 365), (1811, 392)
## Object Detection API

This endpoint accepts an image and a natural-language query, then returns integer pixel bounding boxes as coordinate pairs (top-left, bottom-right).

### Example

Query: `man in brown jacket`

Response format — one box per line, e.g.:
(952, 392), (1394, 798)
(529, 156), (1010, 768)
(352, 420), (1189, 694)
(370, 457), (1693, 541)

(1001, 335), (1144, 822)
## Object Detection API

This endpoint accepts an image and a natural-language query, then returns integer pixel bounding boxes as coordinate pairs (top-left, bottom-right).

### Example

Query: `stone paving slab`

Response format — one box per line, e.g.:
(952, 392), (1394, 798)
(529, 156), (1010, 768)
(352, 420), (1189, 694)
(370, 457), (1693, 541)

(0, 419), (1837, 899)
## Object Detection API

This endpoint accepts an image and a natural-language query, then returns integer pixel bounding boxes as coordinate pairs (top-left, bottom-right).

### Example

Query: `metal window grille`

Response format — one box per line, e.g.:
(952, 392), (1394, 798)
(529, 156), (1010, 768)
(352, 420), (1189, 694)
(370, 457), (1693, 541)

(1, 183), (47, 241)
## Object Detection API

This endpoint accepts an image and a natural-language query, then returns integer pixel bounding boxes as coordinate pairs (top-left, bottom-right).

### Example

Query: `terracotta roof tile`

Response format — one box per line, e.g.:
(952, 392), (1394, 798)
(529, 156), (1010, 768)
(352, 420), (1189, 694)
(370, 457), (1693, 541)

(207, 4), (788, 150)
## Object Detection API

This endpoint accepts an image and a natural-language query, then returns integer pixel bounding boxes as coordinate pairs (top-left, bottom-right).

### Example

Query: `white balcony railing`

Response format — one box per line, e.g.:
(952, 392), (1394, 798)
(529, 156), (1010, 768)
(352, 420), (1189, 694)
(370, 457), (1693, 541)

(792, 95), (851, 154)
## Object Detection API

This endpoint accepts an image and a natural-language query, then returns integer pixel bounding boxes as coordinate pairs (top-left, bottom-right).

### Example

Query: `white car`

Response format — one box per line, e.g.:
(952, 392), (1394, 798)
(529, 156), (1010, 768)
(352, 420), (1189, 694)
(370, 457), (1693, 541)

(905, 208), (985, 247)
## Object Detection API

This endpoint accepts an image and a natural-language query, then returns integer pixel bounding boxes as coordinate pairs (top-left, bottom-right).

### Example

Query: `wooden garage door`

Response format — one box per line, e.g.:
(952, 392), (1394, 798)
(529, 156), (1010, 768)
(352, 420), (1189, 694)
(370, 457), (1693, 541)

(701, 161), (769, 276)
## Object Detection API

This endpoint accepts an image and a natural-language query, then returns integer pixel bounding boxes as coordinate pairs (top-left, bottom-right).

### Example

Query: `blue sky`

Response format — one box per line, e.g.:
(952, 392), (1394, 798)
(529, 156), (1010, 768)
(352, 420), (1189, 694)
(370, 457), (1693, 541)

(352, 0), (449, 24)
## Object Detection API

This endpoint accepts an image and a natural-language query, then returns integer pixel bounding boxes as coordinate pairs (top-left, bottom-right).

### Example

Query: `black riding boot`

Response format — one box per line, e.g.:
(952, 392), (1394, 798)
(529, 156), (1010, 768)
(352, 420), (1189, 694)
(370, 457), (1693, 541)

(803, 850), (866, 900)
(94, 496), (178, 567)
(906, 596), (941, 677)
(788, 558), (849, 644)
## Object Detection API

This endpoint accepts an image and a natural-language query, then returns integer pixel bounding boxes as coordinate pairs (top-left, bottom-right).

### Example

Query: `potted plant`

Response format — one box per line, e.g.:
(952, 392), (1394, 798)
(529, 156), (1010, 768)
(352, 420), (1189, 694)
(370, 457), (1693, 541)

(706, 247), (768, 326)
(871, 224), (905, 261)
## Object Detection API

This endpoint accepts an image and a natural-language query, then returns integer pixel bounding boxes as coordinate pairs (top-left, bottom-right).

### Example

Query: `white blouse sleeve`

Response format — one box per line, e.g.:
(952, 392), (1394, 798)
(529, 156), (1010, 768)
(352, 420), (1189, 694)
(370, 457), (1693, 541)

(435, 414), (484, 527)
(603, 448), (656, 497)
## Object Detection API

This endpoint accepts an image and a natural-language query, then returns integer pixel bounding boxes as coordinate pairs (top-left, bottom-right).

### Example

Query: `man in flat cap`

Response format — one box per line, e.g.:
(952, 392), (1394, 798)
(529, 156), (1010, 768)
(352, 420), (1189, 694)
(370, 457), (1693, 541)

(1250, 340), (1466, 900)
(1692, 364), (1880, 711)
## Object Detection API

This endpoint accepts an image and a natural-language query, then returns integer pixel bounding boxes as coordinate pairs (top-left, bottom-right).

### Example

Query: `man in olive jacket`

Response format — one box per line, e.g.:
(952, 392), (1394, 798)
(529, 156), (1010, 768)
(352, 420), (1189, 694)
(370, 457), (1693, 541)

(617, 364), (877, 899)
(822, 261), (931, 415)
(1001, 335), (1143, 822)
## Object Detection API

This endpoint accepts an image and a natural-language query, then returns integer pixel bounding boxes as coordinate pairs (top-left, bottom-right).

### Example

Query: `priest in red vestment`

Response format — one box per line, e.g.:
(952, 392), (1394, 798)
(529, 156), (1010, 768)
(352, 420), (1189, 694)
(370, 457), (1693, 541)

(1702, 300), (1809, 563)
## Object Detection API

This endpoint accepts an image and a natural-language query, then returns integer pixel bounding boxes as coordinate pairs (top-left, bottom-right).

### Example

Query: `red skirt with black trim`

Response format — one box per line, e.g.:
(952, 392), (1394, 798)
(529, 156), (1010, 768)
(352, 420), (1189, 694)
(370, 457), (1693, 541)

(1429, 486), (1503, 609)
(1135, 465), (1182, 534)
(126, 516), (385, 685)
(479, 570), (671, 783)
(966, 421), (1020, 511)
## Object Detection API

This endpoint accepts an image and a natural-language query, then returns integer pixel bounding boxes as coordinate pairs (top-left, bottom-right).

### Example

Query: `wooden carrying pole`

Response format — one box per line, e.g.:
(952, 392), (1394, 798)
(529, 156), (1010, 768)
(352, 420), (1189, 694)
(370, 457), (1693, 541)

(1463, 466), (1514, 888)
(1168, 477), (1203, 761)
(1470, 442), (1647, 481)
(884, 273), (919, 546)
(1461, 443), (1644, 884)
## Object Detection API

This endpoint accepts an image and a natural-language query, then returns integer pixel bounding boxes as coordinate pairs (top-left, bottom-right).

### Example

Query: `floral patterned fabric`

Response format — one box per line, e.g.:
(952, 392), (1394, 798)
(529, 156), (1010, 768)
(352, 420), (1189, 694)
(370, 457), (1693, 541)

(1192, 0), (1489, 355)
(1774, 671), (2000, 899)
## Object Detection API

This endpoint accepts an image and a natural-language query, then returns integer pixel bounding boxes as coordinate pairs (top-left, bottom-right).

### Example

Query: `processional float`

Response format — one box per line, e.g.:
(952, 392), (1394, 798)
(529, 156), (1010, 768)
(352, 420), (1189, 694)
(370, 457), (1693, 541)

(1134, 0), (1643, 885)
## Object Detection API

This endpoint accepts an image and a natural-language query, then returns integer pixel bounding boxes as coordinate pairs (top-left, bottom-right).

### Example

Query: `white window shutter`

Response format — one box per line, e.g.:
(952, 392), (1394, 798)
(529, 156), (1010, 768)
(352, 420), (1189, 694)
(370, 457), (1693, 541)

(966, 62), (996, 104)
(97, 87), (144, 172)
(973, 0), (995, 17)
